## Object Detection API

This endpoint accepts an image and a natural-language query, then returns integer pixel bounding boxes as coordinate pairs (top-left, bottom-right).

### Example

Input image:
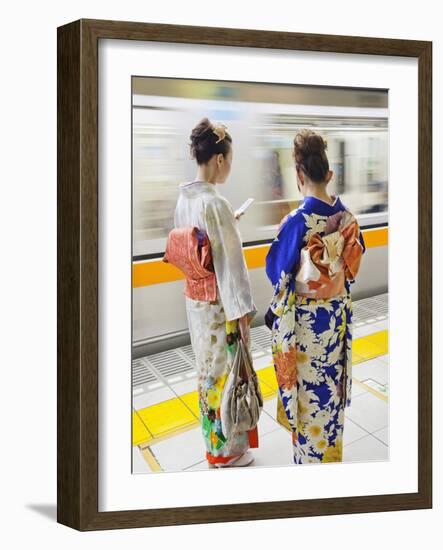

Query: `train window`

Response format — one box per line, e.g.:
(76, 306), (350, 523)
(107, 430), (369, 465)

(132, 84), (388, 257)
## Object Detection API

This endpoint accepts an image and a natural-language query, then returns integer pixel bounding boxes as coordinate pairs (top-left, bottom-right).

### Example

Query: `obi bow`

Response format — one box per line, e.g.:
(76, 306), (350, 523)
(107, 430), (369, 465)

(297, 211), (364, 294)
(163, 227), (217, 301)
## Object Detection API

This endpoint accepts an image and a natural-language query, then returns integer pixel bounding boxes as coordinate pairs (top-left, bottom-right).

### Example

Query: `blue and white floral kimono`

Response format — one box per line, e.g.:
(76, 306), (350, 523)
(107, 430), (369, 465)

(265, 195), (365, 464)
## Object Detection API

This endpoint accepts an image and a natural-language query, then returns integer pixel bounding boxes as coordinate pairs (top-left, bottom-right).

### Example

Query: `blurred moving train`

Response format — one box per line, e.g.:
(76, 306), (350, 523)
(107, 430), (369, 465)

(132, 78), (388, 357)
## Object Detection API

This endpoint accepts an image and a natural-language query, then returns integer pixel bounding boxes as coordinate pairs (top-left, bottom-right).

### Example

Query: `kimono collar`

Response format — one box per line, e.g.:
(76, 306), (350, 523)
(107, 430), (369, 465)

(301, 195), (343, 216)
(179, 180), (219, 197)
(180, 180), (217, 190)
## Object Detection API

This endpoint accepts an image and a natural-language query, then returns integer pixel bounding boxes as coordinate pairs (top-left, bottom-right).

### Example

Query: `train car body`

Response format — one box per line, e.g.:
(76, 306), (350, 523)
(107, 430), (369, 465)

(132, 80), (388, 357)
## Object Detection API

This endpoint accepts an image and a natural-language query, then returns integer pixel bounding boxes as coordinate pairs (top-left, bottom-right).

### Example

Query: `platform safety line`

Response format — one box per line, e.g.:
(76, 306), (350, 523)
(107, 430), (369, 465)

(132, 329), (389, 446)
(132, 410), (154, 446)
(132, 381), (277, 447)
(132, 227), (388, 288)
(139, 443), (163, 472)
(352, 377), (388, 403)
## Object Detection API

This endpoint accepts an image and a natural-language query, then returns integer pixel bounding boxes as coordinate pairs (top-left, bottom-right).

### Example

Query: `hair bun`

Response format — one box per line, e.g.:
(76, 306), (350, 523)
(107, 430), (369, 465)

(190, 117), (212, 145)
(189, 117), (232, 165)
(306, 133), (327, 154)
(293, 129), (329, 183)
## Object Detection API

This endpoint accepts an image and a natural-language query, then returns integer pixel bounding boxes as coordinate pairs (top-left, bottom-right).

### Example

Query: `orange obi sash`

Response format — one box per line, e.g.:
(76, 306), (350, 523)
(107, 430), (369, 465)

(163, 227), (217, 301)
(296, 210), (364, 299)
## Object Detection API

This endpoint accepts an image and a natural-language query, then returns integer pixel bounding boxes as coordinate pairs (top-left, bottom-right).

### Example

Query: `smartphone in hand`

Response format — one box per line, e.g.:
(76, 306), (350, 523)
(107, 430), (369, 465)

(235, 198), (255, 219)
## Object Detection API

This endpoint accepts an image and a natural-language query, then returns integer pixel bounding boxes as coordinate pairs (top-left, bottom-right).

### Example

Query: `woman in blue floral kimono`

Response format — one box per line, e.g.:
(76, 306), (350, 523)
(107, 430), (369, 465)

(265, 130), (365, 464)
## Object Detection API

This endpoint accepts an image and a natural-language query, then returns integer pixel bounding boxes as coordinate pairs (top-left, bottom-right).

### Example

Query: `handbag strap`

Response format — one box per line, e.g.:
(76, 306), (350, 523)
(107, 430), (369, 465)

(238, 339), (255, 380)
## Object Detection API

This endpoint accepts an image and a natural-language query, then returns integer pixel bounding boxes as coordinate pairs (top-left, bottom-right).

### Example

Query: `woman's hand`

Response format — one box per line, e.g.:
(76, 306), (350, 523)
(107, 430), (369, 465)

(238, 314), (252, 347)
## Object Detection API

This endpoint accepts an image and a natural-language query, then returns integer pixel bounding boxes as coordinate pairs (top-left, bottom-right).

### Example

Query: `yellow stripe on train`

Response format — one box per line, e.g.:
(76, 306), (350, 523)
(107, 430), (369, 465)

(132, 226), (388, 288)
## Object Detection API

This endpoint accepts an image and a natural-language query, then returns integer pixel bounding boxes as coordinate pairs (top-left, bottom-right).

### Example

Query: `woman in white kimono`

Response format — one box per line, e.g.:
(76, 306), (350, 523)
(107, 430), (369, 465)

(174, 118), (257, 468)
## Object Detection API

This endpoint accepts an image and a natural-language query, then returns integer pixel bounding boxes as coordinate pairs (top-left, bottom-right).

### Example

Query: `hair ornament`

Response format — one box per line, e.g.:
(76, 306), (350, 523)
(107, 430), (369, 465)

(212, 122), (228, 144)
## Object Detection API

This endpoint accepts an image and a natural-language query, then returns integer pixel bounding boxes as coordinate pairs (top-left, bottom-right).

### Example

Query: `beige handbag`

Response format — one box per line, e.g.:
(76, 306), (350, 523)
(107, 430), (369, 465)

(220, 339), (263, 439)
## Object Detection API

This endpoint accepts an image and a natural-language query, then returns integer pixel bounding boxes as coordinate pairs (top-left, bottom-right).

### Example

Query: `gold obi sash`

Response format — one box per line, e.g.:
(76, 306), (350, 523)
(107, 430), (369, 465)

(295, 210), (364, 299)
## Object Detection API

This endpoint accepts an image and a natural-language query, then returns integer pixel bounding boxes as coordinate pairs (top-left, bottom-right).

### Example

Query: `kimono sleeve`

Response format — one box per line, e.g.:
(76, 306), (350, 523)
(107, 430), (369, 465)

(204, 197), (256, 321)
(265, 213), (305, 287)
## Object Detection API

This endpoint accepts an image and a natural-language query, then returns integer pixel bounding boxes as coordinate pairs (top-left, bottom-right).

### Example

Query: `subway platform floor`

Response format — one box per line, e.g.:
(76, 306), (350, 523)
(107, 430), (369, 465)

(132, 293), (389, 473)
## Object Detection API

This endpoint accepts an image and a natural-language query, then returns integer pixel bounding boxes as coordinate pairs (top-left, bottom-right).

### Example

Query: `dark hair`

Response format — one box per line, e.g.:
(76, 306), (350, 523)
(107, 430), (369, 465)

(293, 130), (329, 183)
(189, 117), (232, 165)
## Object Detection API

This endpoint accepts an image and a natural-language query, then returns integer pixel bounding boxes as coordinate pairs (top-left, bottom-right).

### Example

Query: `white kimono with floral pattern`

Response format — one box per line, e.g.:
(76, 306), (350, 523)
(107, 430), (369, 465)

(174, 180), (257, 464)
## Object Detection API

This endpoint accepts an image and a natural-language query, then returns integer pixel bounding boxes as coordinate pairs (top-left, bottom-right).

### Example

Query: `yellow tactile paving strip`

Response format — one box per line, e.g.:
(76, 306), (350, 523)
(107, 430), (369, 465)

(352, 330), (388, 364)
(139, 443), (163, 472)
(132, 411), (153, 446)
(352, 377), (388, 403)
(132, 227), (388, 288)
(132, 329), (389, 446)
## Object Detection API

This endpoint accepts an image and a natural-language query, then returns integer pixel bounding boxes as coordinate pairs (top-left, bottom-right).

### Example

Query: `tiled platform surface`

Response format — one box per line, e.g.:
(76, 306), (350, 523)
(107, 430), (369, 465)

(133, 293), (389, 473)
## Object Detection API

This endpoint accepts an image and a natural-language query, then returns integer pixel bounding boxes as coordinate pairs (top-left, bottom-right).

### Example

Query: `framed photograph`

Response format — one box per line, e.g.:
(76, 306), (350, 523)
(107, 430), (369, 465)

(57, 19), (432, 530)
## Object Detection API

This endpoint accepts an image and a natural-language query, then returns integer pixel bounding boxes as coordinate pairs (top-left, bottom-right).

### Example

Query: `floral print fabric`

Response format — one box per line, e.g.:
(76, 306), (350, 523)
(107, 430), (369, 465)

(186, 297), (255, 462)
(174, 181), (257, 464)
(265, 196), (365, 464)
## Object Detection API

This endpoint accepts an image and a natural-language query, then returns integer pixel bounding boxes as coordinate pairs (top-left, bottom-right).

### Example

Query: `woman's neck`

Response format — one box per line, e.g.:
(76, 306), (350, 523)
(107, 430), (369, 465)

(304, 183), (333, 205)
(196, 168), (216, 184)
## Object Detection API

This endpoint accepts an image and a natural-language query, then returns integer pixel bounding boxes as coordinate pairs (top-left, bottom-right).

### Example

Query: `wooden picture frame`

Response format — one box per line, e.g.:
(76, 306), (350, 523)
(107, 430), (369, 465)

(57, 18), (432, 530)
